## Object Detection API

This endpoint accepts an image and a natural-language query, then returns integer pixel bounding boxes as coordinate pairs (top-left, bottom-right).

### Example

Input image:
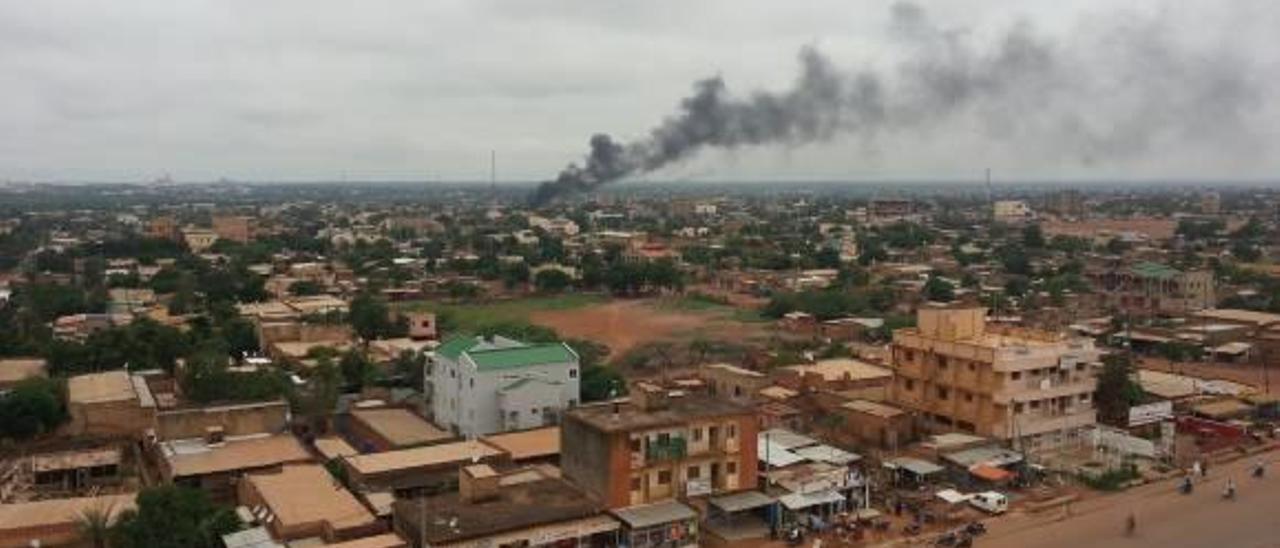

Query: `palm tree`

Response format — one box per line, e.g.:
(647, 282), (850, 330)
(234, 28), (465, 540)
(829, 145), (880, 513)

(76, 500), (115, 548)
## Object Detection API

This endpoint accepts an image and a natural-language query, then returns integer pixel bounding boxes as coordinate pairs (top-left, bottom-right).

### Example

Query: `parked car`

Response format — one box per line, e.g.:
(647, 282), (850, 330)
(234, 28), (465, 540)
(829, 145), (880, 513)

(968, 491), (1008, 514)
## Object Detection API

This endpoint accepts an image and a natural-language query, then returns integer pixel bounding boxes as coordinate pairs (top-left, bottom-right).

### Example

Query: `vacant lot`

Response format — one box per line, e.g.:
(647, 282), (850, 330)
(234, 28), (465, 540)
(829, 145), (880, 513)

(397, 294), (605, 332)
(530, 297), (770, 355)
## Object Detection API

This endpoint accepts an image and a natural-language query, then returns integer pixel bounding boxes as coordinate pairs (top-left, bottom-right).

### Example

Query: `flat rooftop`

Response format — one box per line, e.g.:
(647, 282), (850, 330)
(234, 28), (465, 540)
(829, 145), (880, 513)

(68, 371), (137, 404)
(394, 473), (608, 545)
(345, 440), (505, 476)
(842, 399), (906, 419)
(782, 359), (891, 382)
(567, 394), (752, 433)
(161, 434), (311, 478)
(0, 358), (46, 385)
(349, 407), (452, 448)
(482, 426), (560, 461)
(246, 464), (378, 535)
(0, 493), (136, 531)
(32, 447), (122, 473)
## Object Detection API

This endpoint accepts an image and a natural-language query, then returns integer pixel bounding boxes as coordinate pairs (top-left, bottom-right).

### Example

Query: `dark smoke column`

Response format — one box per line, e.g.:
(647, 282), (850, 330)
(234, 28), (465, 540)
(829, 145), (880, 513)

(529, 1), (1261, 205)
(531, 47), (859, 205)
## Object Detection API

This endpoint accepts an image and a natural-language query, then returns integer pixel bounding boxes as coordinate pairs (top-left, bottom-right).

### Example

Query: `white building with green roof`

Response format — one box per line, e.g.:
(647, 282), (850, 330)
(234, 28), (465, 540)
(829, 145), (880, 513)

(430, 335), (580, 437)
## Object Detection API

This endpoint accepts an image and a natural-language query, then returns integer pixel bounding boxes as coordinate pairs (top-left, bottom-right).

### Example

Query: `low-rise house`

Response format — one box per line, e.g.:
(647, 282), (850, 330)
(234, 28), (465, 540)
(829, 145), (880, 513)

(393, 465), (619, 548)
(0, 358), (46, 392)
(776, 358), (893, 398)
(67, 371), (156, 438)
(341, 440), (508, 497)
(30, 447), (124, 494)
(156, 433), (312, 503)
(481, 426), (561, 467)
(238, 464), (384, 543)
(0, 493), (135, 548)
(343, 407), (454, 452)
(701, 363), (768, 406)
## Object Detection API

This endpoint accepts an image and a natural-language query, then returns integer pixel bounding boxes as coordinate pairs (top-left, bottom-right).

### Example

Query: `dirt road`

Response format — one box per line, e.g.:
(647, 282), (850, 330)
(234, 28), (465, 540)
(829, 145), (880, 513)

(979, 453), (1280, 548)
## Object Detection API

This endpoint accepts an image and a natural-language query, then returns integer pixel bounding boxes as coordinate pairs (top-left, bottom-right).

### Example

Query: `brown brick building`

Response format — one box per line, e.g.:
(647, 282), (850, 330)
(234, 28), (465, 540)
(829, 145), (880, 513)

(560, 383), (758, 509)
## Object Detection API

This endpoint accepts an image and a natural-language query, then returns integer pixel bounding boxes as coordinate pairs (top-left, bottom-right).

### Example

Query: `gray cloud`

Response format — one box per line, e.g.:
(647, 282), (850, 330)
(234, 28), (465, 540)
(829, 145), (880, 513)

(0, 0), (1276, 183)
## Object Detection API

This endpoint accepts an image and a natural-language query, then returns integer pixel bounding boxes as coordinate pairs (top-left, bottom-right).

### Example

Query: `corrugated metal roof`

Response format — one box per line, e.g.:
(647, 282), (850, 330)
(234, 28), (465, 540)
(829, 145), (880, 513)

(610, 501), (697, 529)
(470, 343), (578, 371)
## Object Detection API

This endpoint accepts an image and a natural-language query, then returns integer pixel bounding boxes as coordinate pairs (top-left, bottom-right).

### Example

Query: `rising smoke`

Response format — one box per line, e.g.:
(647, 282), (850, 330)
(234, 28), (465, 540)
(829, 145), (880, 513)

(531, 1), (1261, 204)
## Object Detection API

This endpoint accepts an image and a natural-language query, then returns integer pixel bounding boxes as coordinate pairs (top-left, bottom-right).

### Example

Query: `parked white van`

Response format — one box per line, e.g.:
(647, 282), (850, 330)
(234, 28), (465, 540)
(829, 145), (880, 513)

(968, 491), (1008, 514)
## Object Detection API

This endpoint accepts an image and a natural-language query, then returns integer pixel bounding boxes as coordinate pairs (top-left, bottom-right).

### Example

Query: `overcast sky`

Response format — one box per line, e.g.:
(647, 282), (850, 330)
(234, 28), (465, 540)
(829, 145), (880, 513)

(2, 1), (1278, 184)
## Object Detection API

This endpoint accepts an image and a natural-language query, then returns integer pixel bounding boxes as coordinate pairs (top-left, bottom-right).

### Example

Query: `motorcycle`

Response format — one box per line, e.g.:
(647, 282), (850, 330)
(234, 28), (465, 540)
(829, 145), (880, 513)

(965, 521), (988, 536)
(1179, 478), (1193, 495)
(1253, 464), (1265, 478)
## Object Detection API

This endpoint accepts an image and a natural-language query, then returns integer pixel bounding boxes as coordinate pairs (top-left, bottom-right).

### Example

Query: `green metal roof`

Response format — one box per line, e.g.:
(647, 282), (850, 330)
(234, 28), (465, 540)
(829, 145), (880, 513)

(468, 343), (578, 371)
(1130, 261), (1181, 280)
(436, 335), (481, 360)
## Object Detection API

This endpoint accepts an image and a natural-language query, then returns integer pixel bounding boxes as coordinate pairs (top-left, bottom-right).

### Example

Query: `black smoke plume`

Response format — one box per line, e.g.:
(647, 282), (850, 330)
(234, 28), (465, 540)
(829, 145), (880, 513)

(531, 1), (1261, 204)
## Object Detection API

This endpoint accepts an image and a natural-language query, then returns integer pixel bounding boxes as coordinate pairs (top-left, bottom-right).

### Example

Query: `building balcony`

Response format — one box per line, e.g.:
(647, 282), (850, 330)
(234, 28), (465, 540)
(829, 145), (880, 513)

(646, 437), (688, 463)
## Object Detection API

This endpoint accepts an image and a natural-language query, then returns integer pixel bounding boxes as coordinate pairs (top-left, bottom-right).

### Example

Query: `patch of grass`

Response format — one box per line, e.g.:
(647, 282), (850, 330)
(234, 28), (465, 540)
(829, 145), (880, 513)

(397, 294), (605, 332)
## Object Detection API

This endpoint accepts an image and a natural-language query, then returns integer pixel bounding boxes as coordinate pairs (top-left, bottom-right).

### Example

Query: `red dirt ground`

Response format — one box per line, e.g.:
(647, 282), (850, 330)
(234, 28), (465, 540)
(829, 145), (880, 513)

(529, 299), (769, 355)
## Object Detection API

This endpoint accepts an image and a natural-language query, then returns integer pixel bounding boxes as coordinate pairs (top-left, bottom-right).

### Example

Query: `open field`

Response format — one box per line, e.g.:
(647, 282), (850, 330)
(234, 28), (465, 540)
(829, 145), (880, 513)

(530, 296), (772, 355)
(398, 293), (773, 356)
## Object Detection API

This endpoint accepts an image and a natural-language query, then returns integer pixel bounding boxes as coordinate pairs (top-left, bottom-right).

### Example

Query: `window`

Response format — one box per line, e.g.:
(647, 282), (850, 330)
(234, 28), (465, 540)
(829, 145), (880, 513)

(733, 386), (742, 397)
(726, 462), (737, 475)
(692, 428), (703, 442)
(631, 438), (642, 452)
(904, 379), (915, 391)
(727, 424), (737, 439)
(964, 392), (973, 402)
(1079, 394), (1090, 402)
(508, 411), (518, 421)
(967, 362), (976, 372)
(936, 357), (948, 370)
(569, 369), (578, 378)
(1011, 371), (1022, 381)
(1014, 403), (1025, 413)
(687, 466), (701, 479)
(630, 476), (642, 491)
(1030, 400), (1041, 409)
(936, 387), (949, 400)
(657, 470), (672, 485)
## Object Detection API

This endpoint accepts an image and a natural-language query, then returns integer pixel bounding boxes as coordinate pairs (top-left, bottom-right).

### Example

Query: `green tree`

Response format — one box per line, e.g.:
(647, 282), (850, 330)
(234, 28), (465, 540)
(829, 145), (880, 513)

(76, 500), (117, 548)
(0, 377), (66, 440)
(349, 292), (394, 341)
(923, 275), (956, 303)
(534, 269), (573, 293)
(1022, 224), (1045, 249)
(339, 348), (375, 390)
(109, 486), (241, 548)
(1095, 354), (1142, 426)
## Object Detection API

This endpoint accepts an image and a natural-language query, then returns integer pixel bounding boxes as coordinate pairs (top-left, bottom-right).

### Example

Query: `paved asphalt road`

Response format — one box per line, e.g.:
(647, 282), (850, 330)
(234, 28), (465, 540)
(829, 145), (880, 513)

(980, 454), (1280, 548)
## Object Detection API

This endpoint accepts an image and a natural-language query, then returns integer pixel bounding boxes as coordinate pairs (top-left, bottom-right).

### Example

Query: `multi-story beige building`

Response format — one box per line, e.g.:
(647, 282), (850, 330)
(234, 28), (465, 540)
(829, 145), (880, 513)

(890, 307), (1101, 453)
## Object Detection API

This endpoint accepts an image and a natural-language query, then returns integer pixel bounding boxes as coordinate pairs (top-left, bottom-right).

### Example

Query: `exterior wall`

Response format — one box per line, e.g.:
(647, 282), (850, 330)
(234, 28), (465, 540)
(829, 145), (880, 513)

(156, 401), (288, 441)
(212, 216), (255, 243)
(702, 367), (768, 406)
(561, 410), (758, 510)
(68, 400), (154, 438)
(432, 356), (579, 437)
(891, 311), (1098, 447)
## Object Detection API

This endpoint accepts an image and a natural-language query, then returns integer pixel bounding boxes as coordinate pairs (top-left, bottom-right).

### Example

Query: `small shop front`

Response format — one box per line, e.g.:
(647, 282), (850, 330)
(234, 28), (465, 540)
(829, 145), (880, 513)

(611, 500), (699, 548)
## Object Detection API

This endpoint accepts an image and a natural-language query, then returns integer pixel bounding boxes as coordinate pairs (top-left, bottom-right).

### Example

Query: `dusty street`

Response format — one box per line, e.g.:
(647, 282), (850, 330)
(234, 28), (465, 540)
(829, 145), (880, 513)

(980, 454), (1280, 548)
